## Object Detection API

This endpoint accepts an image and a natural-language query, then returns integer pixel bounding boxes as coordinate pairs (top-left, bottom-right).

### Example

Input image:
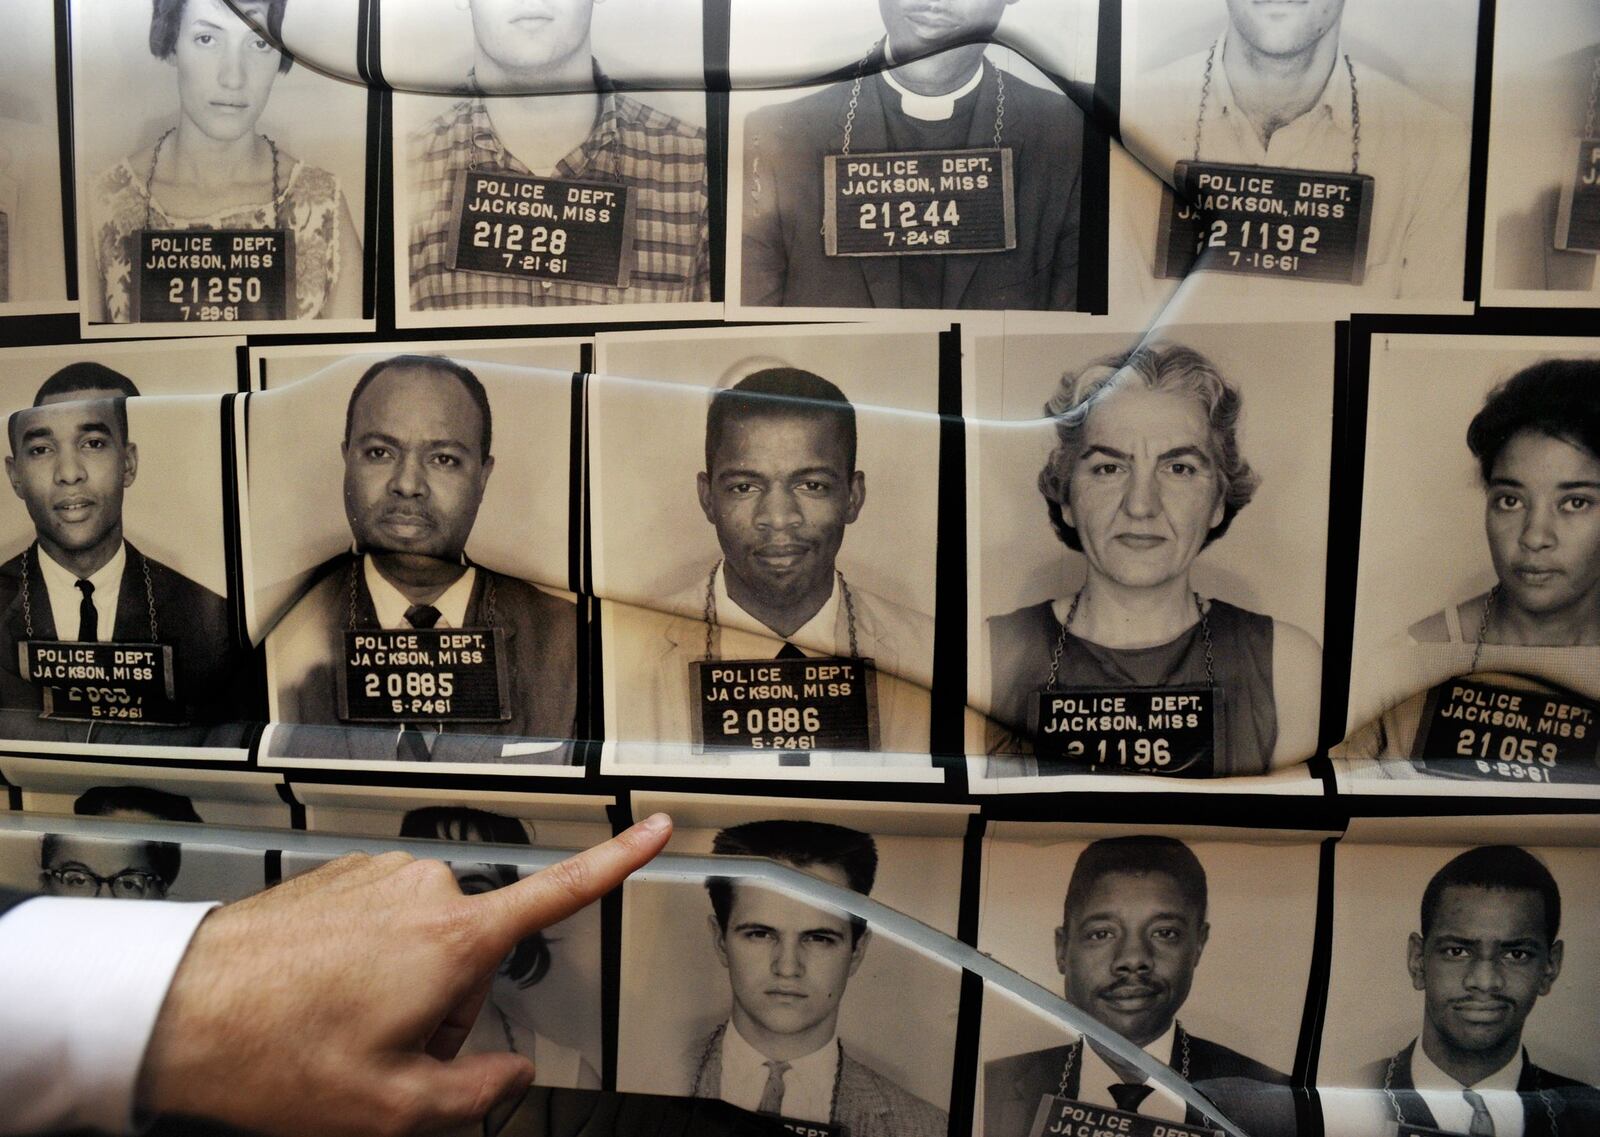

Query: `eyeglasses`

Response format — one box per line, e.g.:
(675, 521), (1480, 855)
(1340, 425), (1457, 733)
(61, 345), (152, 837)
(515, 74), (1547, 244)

(44, 866), (168, 899)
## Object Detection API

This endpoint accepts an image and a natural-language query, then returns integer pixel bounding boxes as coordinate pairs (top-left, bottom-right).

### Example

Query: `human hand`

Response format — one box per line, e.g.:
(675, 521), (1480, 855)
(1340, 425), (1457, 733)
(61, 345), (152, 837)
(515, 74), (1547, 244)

(136, 813), (674, 1137)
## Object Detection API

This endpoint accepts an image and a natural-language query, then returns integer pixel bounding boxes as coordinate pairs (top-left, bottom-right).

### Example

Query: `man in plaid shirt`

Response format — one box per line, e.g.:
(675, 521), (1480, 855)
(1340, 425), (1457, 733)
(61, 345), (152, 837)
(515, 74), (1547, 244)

(406, 0), (710, 311)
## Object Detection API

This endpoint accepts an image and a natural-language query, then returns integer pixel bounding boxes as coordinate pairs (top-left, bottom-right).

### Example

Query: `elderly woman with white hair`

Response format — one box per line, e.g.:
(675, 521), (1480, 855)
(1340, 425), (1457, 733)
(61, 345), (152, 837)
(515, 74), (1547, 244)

(985, 343), (1322, 776)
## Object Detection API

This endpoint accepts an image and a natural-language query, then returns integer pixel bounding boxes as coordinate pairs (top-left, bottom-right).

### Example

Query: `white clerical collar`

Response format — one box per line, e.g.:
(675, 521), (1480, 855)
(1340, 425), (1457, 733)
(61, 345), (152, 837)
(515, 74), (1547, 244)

(1410, 1037), (1525, 1093)
(362, 554), (476, 630)
(714, 562), (842, 649)
(881, 42), (984, 122)
(37, 541), (126, 642)
(721, 1019), (841, 1123)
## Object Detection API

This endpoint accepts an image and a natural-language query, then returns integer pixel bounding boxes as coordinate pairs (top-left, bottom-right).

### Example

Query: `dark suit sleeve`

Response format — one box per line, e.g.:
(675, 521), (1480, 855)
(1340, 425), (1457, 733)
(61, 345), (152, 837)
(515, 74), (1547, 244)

(0, 885), (36, 919)
(740, 105), (791, 307)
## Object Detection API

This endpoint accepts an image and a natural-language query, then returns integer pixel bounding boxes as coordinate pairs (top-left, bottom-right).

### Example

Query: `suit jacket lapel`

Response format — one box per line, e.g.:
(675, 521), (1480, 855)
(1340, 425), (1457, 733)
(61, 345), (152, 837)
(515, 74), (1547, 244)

(1387, 1042), (1440, 1129)
(941, 61), (1005, 309)
(112, 543), (146, 641)
(842, 70), (902, 310)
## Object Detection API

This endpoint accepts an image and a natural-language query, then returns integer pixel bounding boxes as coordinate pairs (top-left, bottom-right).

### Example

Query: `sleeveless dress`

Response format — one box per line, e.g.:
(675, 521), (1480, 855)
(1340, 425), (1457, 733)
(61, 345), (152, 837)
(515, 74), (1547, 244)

(91, 155), (346, 322)
(985, 598), (1277, 776)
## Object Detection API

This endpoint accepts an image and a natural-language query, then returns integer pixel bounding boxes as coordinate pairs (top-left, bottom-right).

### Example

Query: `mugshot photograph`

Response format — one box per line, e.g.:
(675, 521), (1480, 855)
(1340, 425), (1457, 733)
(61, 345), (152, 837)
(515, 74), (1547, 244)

(975, 825), (1317, 1137)
(617, 811), (961, 1136)
(590, 329), (940, 774)
(250, 336), (587, 393)
(1339, 338), (1600, 792)
(0, 789), (269, 906)
(71, 0), (369, 335)
(245, 351), (582, 771)
(1318, 821), (1600, 1137)
(966, 327), (1331, 787)
(0, 5), (69, 313)
(1115, 0), (1475, 321)
(0, 342), (252, 755)
(1480, 1), (1600, 305)
(726, 0), (1093, 319)
(386, 0), (714, 327)
(5, 759), (293, 830)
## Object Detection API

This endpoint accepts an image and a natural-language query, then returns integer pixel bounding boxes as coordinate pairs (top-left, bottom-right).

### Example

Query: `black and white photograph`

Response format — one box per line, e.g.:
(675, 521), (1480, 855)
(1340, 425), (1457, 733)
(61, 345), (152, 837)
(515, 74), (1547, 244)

(617, 795), (968, 1133)
(0, 814), (267, 905)
(278, 805), (606, 1091)
(1115, 0), (1477, 323)
(387, 0), (716, 329)
(0, 340), (253, 760)
(964, 324), (1332, 792)
(295, 782), (612, 849)
(243, 349), (585, 774)
(1318, 817), (1600, 1137)
(590, 327), (942, 780)
(725, 0), (1098, 321)
(1480, 0), (1600, 307)
(249, 336), (587, 392)
(0, 4), (70, 314)
(70, 0), (372, 337)
(1338, 335), (1600, 797)
(976, 823), (1323, 1137)
(2, 758), (292, 830)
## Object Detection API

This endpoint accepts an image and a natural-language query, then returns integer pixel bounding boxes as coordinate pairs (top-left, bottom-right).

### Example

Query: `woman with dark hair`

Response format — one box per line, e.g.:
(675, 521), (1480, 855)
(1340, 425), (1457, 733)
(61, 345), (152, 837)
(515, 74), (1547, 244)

(399, 807), (600, 1090)
(984, 344), (1322, 776)
(87, 0), (361, 322)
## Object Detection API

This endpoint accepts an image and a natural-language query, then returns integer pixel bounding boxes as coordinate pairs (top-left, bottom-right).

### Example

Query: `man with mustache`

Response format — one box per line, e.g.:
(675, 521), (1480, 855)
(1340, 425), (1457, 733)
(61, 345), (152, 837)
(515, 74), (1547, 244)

(689, 820), (948, 1137)
(271, 354), (578, 763)
(0, 362), (247, 742)
(983, 836), (1297, 1136)
(1358, 845), (1600, 1137)
(739, 0), (1086, 311)
(609, 367), (934, 764)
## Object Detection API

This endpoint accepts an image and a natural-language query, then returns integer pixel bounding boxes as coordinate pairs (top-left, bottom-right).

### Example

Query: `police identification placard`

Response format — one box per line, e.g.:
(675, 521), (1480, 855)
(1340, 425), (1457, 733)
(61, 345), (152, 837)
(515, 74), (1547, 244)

(1555, 137), (1600, 253)
(777, 1121), (839, 1137)
(338, 628), (511, 724)
(690, 656), (879, 752)
(1157, 162), (1374, 283)
(1412, 677), (1600, 785)
(132, 228), (291, 322)
(1029, 1096), (1221, 1137)
(19, 641), (181, 724)
(823, 147), (1015, 256)
(447, 169), (635, 287)
(1399, 1127), (1469, 1137)
(1029, 685), (1217, 777)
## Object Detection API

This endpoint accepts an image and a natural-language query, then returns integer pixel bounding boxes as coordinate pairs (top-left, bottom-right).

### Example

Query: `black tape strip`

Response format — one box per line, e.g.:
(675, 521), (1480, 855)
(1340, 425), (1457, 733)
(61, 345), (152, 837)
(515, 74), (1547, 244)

(948, 812), (988, 1137)
(1462, 0), (1497, 305)
(1296, 833), (1341, 1122)
(1071, 0), (1119, 315)
(1320, 319), (1364, 757)
(933, 326), (964, 779)
(704, 0), (731, 303)
(600, 798), (630, 1090)
(371, 89), (396, 333)
(52, 0), (78, 302)
(264, 847), (283, 886)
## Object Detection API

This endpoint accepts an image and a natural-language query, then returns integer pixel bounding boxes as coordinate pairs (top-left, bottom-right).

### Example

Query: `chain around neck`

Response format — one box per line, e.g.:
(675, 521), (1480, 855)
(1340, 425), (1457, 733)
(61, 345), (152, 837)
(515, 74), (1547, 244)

(1044, 590), (1215, 690)
(702, 561), (859, 660)
(1195, 39), (1361, 173)
(144, 128), (283, 229)
(842, 44), (1005, 156)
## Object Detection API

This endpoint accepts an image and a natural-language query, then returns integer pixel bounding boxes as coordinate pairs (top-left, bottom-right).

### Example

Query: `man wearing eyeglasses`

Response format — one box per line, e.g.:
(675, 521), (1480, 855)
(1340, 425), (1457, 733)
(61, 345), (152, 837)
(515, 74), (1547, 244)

(38, 784), (200, 900)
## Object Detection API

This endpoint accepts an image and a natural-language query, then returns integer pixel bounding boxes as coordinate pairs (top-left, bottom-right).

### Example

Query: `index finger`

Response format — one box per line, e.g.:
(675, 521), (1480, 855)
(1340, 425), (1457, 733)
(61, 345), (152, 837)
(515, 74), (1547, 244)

(470, 813), (673, 955)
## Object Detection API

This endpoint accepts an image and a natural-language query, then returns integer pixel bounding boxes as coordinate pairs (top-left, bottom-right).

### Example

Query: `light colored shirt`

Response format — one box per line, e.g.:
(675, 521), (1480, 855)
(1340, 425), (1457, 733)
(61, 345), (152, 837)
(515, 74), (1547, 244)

(37, 542), (125, 642)
(718, 1018), (841, 1124)
(1122, 29), (1471, 308)
(713, 562), (843, 655)
(1409, 1037), (1525, 1137)
(1076, 1023), (1187, 1123)
(0, 896), (215, 1135)
(363, 555), (475, 629)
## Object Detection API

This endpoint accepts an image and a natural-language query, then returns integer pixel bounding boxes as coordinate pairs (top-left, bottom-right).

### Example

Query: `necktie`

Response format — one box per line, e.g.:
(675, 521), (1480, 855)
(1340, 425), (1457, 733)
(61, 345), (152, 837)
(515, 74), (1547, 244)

(775, 641), (805, 660)
(75, 579), (98, 642)
(396, 604), (444, 761)
(1108, 1082), (1153, 1113)
(1462, 1089), (1495, 1137)
(756, 1060), (791, 1115)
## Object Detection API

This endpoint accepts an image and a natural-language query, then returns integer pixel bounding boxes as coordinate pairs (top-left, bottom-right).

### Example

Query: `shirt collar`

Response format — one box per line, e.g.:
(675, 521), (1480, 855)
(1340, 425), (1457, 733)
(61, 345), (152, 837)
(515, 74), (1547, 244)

(1081, 1021), (1179, 1087)
(1410, 1038), (1526, 1093)
(466, 61), (621, 179)
(1214, 27), (1354, 135)
(714, 562), (842, 649)
(362, 555), (476, 629)
(36, 540), (126, 597)
(881, 41), (985, 122)
(722, 1018), (841, 1106)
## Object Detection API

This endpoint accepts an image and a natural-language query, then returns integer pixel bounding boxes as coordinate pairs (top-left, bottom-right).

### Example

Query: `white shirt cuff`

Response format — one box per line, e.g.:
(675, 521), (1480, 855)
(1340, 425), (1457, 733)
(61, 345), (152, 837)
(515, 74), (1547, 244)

(0, 896), (217, 1135)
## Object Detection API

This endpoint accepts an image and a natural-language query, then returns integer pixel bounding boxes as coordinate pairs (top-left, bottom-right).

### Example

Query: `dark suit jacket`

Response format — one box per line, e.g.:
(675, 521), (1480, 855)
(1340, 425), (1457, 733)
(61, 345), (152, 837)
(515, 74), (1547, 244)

(494, 1088), (795, 1137)
(1363, 1041), (1600, 1137)
(0, 542), (251, 746)
(741, 49), (1084, 311)
(271, 553), (579, 765)
(0, 885), (31, 918)
(983, 1030), (1297, 1137)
